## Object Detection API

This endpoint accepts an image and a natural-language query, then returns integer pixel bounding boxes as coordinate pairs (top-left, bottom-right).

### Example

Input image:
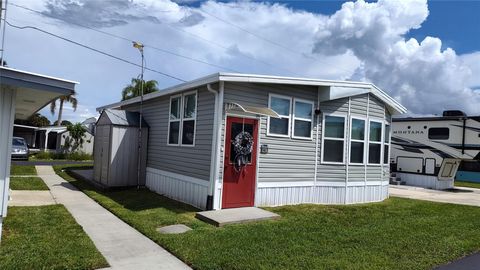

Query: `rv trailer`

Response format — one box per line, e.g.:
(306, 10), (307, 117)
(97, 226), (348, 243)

(391, 110), (480, 189)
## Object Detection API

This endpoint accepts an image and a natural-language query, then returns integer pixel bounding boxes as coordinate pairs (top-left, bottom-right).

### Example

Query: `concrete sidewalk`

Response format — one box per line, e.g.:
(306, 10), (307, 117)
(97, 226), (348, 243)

(9, 190), (56, 206)
(390, 185), (480, 207)
(36, 166), (190, 270)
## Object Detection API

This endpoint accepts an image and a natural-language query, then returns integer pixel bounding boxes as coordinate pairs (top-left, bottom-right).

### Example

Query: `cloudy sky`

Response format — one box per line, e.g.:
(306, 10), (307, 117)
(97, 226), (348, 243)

(3, 0), (480, 122)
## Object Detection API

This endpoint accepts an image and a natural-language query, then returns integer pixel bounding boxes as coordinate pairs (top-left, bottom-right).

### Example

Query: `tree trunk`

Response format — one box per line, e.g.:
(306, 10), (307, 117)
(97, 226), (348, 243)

(57, 99), (64, 126)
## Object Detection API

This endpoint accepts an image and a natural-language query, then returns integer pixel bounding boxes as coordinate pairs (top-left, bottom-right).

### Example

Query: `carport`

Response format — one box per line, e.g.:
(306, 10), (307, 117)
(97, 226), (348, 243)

(0, 66), (77, 239)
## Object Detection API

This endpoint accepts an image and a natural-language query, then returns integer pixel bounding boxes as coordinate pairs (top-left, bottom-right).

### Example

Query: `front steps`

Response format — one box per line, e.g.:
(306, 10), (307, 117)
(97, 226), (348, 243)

(390, 172), (406, 185)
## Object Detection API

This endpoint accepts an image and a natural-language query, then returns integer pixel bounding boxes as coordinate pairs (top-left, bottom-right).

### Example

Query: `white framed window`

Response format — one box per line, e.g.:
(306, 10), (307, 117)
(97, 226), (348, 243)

(321, 114), (346, 164)
(384, 123), (391, 164)
(349, 117), (366, 164)
(167, 91), (197, 146)
(292, 98), (314, 139)
(368, 120), (383, 165)
(267, 94), (292, 137)
(168, 94), (181, 145)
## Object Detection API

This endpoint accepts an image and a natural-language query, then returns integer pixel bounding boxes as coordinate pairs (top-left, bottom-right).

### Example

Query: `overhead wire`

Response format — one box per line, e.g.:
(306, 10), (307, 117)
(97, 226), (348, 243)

(8, 2), (240, 73)
(9, 1), (302, 76)
(4, 20), (187, 82)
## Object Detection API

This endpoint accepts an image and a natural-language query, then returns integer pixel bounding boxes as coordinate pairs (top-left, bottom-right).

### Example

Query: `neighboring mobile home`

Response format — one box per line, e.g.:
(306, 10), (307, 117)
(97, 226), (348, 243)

(97, 73), (406, 210)
(391, 110), (480, 189)
(0, 66), (77, 239)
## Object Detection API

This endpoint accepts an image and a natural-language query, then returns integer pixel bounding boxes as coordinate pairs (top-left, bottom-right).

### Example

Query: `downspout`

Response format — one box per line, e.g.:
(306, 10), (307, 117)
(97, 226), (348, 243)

(214, 82), (224, 209)
(345, 97), (351, 204)
(206, 83), (219, 210)
(461, 117), (466, 155)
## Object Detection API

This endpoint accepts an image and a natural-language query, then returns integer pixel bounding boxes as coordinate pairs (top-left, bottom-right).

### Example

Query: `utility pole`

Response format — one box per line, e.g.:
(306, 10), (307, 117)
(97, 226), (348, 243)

(133, 41), (144, 190)
(0, 0), (7, 66)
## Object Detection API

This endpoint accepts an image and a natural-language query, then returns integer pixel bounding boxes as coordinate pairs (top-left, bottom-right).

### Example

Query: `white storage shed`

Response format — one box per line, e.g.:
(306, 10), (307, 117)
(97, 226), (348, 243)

(93, 109), (148, 188)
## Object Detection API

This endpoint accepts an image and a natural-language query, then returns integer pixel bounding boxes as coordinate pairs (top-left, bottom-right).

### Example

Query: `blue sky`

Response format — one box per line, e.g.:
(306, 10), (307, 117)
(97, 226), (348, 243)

(4, 0), (480, 122)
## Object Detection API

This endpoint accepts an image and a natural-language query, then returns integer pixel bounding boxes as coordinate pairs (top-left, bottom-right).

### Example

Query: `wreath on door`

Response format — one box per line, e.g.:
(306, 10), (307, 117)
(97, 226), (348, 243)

(232, 131), (254, 172)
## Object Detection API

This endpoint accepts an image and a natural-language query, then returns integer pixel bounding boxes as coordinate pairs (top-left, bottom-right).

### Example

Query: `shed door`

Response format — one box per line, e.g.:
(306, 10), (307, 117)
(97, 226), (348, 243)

(222, 117), (258, 209)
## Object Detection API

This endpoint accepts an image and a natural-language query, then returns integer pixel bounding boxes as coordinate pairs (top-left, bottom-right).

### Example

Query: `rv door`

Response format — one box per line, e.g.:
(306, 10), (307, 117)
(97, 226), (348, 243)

(437, 158), (461, 181)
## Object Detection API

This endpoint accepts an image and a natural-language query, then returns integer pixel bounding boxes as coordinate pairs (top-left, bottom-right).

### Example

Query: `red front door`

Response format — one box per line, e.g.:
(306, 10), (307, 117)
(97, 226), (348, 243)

(222, 117), (258, 209)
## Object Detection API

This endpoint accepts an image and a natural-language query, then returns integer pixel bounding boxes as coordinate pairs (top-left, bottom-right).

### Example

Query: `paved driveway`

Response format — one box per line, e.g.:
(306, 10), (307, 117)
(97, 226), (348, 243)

(390, 185), (480, 207)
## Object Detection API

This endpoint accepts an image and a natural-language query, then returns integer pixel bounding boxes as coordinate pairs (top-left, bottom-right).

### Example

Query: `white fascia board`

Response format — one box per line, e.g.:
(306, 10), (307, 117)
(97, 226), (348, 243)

(0, 66), (79, 85)
(96, 73), (220, 111)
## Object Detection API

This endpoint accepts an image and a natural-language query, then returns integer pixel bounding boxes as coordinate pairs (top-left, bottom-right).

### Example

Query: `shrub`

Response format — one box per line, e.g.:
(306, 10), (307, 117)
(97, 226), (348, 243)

(66, 151), (92, 161)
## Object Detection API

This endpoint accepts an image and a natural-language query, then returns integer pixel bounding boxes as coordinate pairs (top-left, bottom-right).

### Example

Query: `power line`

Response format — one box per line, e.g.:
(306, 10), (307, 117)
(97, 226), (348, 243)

(10, 1), (302, 76)
(198, 8), (355, 74)
(4, 20), (187, 82)
(8, 2), (240, 73)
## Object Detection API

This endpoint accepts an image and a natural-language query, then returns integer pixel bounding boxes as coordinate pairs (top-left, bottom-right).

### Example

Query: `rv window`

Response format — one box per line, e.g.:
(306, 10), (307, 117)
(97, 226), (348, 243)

(268, 95), (291, 137)
(350, 118), (365, 164)
(322, 115), (345, 163)
(292, 99), (313, 139)
(428, 128), (449, 140)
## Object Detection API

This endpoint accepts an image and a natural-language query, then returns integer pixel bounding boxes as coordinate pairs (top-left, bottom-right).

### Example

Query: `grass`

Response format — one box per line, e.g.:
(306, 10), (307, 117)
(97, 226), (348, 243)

(32, 151), (93, 161)
(55, 165), (480, 270)
(0, 205), (108, 270)
(455, 181), (480, 189)
(10, 165), (36, 176)
(9, 177), (49, 190)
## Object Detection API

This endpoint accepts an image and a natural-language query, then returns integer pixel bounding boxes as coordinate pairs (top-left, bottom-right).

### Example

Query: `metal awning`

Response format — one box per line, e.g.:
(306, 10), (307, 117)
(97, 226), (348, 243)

(225, 102), (280, 118)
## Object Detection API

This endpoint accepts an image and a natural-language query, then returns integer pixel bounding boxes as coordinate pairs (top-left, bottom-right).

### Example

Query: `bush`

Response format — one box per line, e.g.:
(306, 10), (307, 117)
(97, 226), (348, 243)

(66, 151), (92, 161)
(32, 151), (92, 161)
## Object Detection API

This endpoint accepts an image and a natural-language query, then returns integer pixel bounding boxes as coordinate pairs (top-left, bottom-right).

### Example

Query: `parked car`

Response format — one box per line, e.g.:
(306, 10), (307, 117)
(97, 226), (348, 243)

(11, 137), (29, 160)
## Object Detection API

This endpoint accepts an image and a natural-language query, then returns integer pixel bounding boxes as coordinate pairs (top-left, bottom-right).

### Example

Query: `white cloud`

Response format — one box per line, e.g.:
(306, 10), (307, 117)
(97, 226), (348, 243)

(313, 0), (480, 115)
(5, 0), (480, 120)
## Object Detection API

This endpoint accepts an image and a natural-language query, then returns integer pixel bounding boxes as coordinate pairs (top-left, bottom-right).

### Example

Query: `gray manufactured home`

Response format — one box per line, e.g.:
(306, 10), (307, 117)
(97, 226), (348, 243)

(97, 73), (406, 210)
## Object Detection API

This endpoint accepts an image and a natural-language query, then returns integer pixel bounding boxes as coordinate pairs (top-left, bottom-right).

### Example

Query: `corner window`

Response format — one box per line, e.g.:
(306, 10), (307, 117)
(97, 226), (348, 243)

(428, 127), (449, 140)
(350, 118), (365, 164)
(168, 91), (197, 146)
(268, 95), (291, 136)
(293, 100), (313, 139)
(384, 124), (390, 164)
(322, 115), (345, 163)
(368, 121), (383, 164)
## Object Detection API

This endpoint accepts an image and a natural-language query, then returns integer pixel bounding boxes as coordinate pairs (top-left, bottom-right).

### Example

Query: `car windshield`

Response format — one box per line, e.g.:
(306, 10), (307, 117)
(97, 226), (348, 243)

(12, 138), (25, 147)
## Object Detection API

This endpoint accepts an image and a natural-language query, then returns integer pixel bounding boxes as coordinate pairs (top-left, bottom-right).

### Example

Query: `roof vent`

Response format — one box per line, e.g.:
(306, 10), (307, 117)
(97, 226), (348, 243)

(442, 110), (466, 117)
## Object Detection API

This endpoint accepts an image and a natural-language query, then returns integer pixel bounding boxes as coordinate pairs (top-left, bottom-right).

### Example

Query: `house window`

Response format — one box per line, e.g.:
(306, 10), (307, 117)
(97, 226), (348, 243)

(428, 127), (449, 140)
(322, 115), (346, 163)
(350, 118), (365, 164)
(368, 120), (383, 164)
(168, 95), (181, 145)
(292, 99), (314, 139)
(168, 91), (197, 146)
(268, 95), (291, 137)
(384, 124), (390, 164)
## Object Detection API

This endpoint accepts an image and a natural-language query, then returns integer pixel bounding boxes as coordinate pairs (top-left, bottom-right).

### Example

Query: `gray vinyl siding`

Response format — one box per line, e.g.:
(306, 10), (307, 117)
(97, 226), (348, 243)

(122, 86), (215, 181)
(219, 85), (392, 185)
(221, 82), (318, 183)
(318, 93), (391, 183)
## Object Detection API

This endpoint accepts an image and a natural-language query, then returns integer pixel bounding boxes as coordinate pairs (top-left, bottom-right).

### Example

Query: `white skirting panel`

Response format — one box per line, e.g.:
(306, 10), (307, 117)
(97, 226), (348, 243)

(256, 183), (388, 207)
(397, 173), (453, 190)
(145, 167), (209, 210)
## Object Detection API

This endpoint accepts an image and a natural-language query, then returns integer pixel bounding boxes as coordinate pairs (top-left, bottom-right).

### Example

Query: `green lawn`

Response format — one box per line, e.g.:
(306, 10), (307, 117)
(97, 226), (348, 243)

(0, 205), (108, 270)
(9, 177), (49, 190)
(10, 165), (36, 176)
(55, 165), (480, 270)
(455, 181), (480, 189)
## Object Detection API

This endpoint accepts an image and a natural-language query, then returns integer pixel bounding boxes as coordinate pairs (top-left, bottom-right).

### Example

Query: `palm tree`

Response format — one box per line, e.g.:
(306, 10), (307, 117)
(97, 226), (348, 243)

(122, 78), (159, 101)
(50, 93), (78, 127)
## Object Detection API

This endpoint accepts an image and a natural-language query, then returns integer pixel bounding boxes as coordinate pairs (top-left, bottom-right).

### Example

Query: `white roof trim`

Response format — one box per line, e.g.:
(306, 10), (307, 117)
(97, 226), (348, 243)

(97, 72), (406, 114)
(0, 66), (79, 84)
